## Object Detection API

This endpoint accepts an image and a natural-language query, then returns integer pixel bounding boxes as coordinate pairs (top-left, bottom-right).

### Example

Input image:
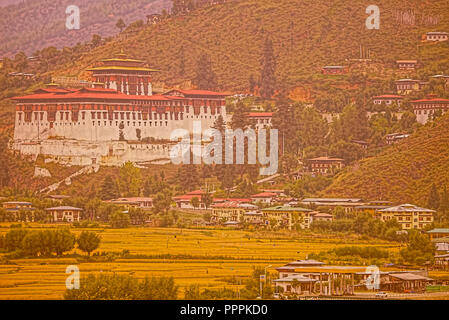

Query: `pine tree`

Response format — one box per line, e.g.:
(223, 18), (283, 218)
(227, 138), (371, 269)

(248, 75), (256, 94)
(272, 101), (296, 155)
(201, 192), (213, 209)
(143, 178), (153, 197)
(177, 165), (200, 192)
(427, 183), (440, 210)
(439, 185), (449, 220)
(213, 115), (226, 134)
(99, 175), (119, 200)
(194, 53), (217, 90)
(179, 46), (186, 77)
(116, 19), (126, 32)
(231, 101), (249, 130)
(260, 37), (276, 99)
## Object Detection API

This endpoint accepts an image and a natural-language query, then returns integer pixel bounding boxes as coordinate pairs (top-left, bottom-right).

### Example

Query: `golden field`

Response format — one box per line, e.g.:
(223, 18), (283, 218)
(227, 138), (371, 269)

(0, 223), (417, 300)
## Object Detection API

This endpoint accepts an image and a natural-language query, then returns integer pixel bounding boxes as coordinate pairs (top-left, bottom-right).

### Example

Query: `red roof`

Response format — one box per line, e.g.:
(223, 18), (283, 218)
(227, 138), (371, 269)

(12, 87), (222, 102)
(164, 89), (230, 97)
(212, 201), (242, 208)
(251, 192), (277, 198)
(213, 198), (251, 203)
(173, 190), (208, 201)
(248, 112), (273, 118)
(187, 190), (207, 195)
(173, 195), (202, 201)
(373, 95), (403, 99)
(307, 157), (344, 162)
(412, 98), (449, 103)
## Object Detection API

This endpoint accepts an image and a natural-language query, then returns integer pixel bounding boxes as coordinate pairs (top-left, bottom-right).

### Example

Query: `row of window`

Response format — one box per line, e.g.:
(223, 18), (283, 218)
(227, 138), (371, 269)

(415, 108), (447, 115)
(18, 109), (223, 122)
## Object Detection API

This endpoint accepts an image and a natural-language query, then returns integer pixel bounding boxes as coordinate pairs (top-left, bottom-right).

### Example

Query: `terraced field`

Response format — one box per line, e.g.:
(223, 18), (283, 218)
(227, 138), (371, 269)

(0, 224), (403, 299)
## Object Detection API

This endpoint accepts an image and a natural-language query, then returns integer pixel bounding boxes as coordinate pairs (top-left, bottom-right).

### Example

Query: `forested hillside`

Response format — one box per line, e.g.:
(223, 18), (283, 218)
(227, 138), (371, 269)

(45, 0), (449, 93)
(0, 0), (171, 57)
(325, 113), (449, 205)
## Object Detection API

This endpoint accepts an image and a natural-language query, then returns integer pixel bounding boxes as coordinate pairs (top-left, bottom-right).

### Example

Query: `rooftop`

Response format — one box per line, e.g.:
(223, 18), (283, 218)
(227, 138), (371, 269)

(378, 204), (435, 213)
(251, 192), (278, 198)
(2, 201), (32, 205)
(373, 95), (404, 99)
(412, 98), (449, 103)
(302, 198), (363, 203)
(248, 112), (273, 117)
(45, 206), (83, 211)
(262, 206), (312, 212)
(428, 228), (449, 234)
(307, 157), (344, 162)
(389, 273), (433, 281)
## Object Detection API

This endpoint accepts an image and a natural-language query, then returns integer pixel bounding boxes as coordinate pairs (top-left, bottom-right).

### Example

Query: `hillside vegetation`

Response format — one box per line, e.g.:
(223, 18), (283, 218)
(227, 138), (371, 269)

(0, 0), (171, 57)
(47, 0), (449, 92)
(325, 114), (449, 205)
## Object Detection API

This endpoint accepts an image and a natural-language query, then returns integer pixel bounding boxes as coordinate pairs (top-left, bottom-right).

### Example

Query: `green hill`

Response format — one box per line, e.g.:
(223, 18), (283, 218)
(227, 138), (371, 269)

(0, 0), (171, 57)
(47, 0), (449, 93)
(325, 114), (449, 205)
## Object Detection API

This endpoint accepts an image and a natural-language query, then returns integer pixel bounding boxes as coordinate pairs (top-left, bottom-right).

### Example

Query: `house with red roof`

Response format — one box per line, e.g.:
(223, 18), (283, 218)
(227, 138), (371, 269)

(305, 157), (345, 175)
(321, 66), (347, 75)
(396, 60), (419, 70)
(251, 192), (278, 204)
(247, 112), (273, 130)
(211, 201), (259, 224)
(372, 95), (403, 107)
(412, 98), (449, 124)
(173, 190), (212, 210)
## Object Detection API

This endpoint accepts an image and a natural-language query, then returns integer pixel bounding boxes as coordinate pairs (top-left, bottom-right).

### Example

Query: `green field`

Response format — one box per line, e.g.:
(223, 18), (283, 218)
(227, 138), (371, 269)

(0, 224), (405, 300)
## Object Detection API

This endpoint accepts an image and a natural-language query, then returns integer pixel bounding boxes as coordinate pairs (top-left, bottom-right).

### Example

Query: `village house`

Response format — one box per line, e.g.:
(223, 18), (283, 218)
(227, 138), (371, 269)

(372, 95), (403, 107)
(262, 206), (314, 230)
(425, 32), (448, 42)
(431, 74), (449, 86)
(432, 237), (449, 254)
(2, 201), (36, 222)
(301, 198), (364, 213)
(213, 198), (251, 205)
(385, 133), (410, 145)
(351, 139), (368, 150)
(354, 201), (394, 215)
(310, 212), (333, 222)
(274, 259), (435, 296)
(305, 157), (345, 175)
(434, 253), (449, 270)
(321, 66), (348, 75)
(107, 197), (153, 210)
(46, 206), (83, 223)
(427, 228), (449, 240)
(376, 204), (435, 230)
(247, 112), (272, 130)
(383, 273), (435, 293)
(396, 60), (419, 70)
(46, 195), (71, 203)
(412, 98), (449, 124)
(173, 190), (209, 209)
(395, 79), (428, 95)
(210, 201), (258, 224)
(251, 192), (278, 205)
(275, 260), (357, 296)
(243, 211), (264, 225)
(8, 72), (35, 80)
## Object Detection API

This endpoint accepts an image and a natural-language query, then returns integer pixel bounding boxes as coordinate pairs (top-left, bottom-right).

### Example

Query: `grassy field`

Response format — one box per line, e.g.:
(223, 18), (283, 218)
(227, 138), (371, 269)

(0, 223), (413, 300)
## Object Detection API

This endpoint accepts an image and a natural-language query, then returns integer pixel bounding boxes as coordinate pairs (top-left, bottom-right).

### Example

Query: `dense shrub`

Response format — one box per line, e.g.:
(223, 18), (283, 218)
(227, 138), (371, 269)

(64, 274), (178, 300)
(3, 228), (77, 257)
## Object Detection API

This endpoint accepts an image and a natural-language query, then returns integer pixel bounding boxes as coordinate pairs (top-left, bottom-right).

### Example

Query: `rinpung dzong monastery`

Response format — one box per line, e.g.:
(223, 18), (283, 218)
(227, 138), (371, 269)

(11, 54), (229, 166)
